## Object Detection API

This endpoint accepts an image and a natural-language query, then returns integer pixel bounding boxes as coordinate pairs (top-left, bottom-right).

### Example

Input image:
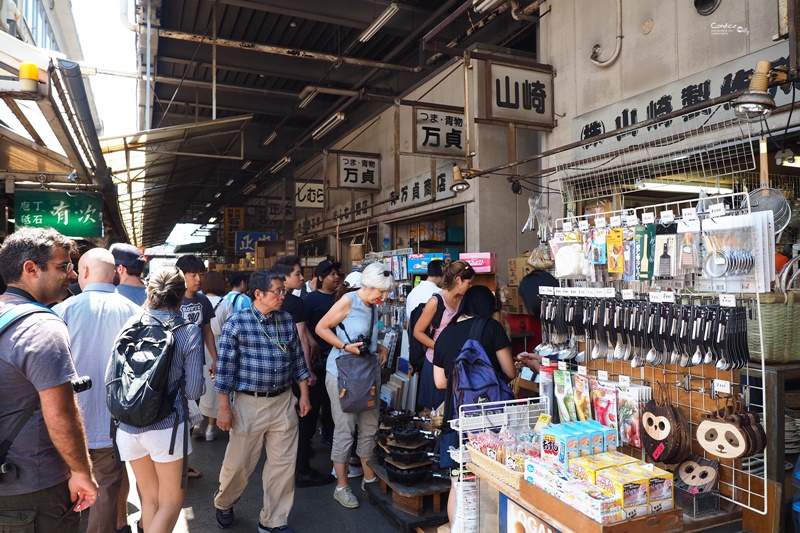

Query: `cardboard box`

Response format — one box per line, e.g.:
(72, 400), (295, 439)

(503, 288), (526, 314)
(408, 253), (450, 274)
(460, 252), (497, 273)
(508, 257), (532, 285)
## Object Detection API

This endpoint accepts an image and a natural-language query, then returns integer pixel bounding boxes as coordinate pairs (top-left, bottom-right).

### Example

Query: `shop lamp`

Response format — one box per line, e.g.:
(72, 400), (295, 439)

(450, 164), (471, 193)
(732, 60), (788, 123)
(19, 62), (38, 92)
(270, 156), (291, 173)
(357, 3), (399, 43)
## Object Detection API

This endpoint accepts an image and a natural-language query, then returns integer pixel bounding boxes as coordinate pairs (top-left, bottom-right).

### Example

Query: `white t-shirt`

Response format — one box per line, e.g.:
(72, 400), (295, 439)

(406, 280), (442, 316)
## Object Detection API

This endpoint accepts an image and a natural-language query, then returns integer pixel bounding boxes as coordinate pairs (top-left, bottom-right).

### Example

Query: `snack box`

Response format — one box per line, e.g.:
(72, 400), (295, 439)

(596, 467), (650, 508)
(563, 421), (604, 456)
(622, 504), (650, 520)
(540, 426), (580, 467)
(593, 451), (639, 467)
(649, 499), (674, 513)
(568, 455), (615, 485)
(625, 463), (674, 503)
(586, 420), (618, 451)
(459, 252), (497, 273)
(407, 253), (450, 274)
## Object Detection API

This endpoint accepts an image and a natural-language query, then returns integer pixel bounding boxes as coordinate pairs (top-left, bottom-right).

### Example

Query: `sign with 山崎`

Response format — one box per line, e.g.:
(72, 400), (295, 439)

(14, 190), (103, 237)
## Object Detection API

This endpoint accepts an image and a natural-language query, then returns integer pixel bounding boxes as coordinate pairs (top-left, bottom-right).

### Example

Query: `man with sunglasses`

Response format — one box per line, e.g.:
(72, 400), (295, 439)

(213, 269), (310, 533)
(0, 227), (98, 531)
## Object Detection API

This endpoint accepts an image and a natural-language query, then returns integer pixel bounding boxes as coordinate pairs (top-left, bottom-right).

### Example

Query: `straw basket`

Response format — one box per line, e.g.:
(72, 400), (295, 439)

(747, 291), (800, 364)
(468, 448), (523, 490)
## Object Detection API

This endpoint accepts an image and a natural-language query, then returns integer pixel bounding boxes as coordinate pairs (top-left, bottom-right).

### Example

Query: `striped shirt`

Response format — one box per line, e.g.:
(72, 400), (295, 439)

(215, 306), (310, 394)
(108, 309), (204, 435)
(223, 290), (251, 312)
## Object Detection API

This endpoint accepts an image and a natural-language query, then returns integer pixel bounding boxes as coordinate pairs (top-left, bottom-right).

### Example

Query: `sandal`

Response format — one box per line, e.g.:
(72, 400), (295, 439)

(187, 467), (203, 479)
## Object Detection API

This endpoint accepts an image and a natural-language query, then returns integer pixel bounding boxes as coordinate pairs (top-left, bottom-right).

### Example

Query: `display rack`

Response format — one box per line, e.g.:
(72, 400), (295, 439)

(549, 190), (770, 516)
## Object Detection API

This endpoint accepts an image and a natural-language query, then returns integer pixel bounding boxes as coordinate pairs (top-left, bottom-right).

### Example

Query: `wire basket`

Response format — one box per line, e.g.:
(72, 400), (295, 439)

(675, 487), (720, 518)
(786, 392), (800, 411)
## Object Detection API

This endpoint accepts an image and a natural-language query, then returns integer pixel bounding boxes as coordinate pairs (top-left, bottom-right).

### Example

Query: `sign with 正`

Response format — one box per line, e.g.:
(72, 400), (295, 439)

(487, 61), (555, 128)
(235, 231), (279, 253)
(413, 107), (466, 156)
(223, 207), (245, 250)
(295, 183), (324, 209)
(14, 190), (104, 237)
(337, 155), (381, 190)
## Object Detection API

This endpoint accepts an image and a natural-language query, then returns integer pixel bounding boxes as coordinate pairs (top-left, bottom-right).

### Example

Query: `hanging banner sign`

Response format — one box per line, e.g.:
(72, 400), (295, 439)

(223, 207), (245, 250)
(337, 154), (381, 190)
(235, 231), (279, 253)
(486, 61), (555, 128)
(295, 182), (325, 209)
(376, 163), (455, 213)
(413, 107), (466, 156)
(15, 190), (103, 237)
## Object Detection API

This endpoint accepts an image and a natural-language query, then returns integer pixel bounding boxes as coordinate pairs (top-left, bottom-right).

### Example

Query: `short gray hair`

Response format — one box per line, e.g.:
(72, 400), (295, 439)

(360, 262), (394, 291)
(248, 269), (285, 298)
(0, 227), (77, 284)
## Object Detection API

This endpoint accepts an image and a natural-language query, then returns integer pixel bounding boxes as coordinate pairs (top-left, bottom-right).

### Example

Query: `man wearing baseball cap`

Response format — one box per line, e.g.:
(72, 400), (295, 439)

(109, 243), (147, 306)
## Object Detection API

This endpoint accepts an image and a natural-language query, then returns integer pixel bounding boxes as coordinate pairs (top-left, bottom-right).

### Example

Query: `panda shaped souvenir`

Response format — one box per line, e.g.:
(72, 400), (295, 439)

(674, 454), (719, 494)
(696, 416), (748, 459)
(641, 383), (691, 464)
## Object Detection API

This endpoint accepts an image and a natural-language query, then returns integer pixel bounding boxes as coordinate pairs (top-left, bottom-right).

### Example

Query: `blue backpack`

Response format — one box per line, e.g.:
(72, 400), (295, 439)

(451, 318), (515, 418)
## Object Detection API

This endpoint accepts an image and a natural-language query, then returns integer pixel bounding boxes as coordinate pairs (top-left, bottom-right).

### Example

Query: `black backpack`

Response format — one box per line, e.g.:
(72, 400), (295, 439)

(407, 293), (444, 374)
(106, 313), (192, 486)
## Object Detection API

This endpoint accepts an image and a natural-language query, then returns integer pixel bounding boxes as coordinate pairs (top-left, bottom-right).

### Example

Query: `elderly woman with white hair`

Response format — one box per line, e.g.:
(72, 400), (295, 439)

(315, 262), (393, 509)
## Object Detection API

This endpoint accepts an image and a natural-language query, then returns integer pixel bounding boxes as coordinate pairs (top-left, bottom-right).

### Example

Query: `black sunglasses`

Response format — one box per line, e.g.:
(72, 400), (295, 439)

(382, 270), (391, 277)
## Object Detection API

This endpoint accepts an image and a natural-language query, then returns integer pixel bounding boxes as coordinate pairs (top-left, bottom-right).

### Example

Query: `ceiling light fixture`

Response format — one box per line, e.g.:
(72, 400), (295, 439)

(263, 131), (278, 146)
(473, 0), (505, 14)
(450, 164), (471, 193)
(312, 112), (345, 140)
(241, 160), (252, 170)
(214, 192), (221, 198)
(732, 60), (788, 123)
(225, 178), (234, 186)
(205, 202), (212, 208)
(208, 216), (217, 223)
(357, 3), (399, 43)
(242, 183), (257, 195)
(299, 90), (318, 108)
(635, 179), (733, 194)
(270, 156), (292, 173)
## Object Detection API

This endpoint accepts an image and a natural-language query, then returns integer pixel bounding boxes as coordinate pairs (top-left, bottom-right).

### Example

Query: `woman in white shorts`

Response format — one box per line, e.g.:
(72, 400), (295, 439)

(111, 267), (204, 533)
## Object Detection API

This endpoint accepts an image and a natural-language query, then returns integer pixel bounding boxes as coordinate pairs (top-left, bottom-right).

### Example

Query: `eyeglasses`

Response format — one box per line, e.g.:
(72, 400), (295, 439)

(262, 288), (288, 296)
(47, 261), (74, 273)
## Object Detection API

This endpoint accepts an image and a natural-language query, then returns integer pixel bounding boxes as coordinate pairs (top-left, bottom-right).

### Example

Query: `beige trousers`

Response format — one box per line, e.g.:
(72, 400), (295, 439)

(213, 390), (299, 528)
(86, 447), (123, 533)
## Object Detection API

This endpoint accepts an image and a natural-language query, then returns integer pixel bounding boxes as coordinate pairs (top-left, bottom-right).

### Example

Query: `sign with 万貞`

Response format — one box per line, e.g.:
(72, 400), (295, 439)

(376, 162), (455, 213)
(223, 207), (245, 250)
(14, 190), (103, 237)
(295, 182), (324, 209)
(235, 231), (279, 253)
(337, 154), (381, 190)
(487, 61), (554, 128)
(413, 107), (466, 156)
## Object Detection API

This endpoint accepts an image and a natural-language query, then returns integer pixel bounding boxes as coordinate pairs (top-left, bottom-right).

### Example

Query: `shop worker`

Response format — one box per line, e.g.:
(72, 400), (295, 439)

(213, 269), (311, 533)
(0, 227), (98, 531)
(275, 256), (335, 488)
(110, 243), (147, 306)
(302, 259), (342, 449)
(224, 271), (251, 312)
(53, 248), (141, 533)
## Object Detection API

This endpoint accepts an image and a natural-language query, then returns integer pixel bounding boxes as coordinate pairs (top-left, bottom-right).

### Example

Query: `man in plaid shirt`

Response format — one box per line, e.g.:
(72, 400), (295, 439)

(213, 269), (311, 533)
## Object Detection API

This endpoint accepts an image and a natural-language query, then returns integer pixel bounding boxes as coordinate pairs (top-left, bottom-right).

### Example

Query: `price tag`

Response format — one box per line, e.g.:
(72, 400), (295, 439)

(554, 287), (566, 296)
(709, 203), (726, 218)
(596, 217), (607, 229)
(619, 375), (631, 387)
(626, 214), (639, 227)
(649, 291), (664, 303)
(558, 361), (568, 371)
(598, 370), (609, 381)
(682, 207), (698, 221)
(562, 221), (574, 232)
(534, 414), (552, 433)
(622, 289), (635, 300)
(662, 291), (676, 303)
(713, 379), (731, 394)
(577, 365), (588, 376)
(576, 287), (588, 297)
(539, 286), (555, 295)
(604, 287), (616, 298)
(642, 212), (655, 224)
(579, 220), (590, 231)
(660, 210), (675, 223)
(610, 216), (621, 227)
(542, 357), (551, 367)
(720, 294), (736, 307)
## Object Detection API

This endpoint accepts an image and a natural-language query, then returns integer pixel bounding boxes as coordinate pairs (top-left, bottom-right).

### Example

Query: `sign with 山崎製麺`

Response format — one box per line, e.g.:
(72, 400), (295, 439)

(14, 190), (104, 237)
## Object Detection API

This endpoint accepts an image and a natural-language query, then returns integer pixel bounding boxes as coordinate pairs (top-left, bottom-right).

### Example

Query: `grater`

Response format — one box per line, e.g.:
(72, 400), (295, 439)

(681, 233), (695, 269)
(660, 242), (672, 277)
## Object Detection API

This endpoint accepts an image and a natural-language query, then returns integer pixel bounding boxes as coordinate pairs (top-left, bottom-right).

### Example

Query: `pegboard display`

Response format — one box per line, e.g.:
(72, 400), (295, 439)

(544, 190), (770, 515)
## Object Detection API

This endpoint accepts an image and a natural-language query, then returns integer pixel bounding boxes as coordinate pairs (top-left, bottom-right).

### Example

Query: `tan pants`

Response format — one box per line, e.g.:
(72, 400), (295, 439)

(86, 447), (123, 533)
(325, 372), (380, 464)
(214, 390), (298, 528)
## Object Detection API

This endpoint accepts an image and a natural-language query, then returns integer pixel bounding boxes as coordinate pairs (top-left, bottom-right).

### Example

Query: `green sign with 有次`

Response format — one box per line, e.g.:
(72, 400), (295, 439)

(14, 190), (104, 237)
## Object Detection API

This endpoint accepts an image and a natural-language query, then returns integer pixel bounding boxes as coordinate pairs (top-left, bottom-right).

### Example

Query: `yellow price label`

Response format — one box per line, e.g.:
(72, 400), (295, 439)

(534, 414), (552, 433)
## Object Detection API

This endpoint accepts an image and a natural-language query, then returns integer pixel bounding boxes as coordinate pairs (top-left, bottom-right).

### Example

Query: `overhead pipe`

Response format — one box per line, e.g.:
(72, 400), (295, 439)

(590, 0), (623, 68)
(119, 0), (136, 31)
(298, 85), (360, 99)
(509, 0), (542, 21)
(158, 29), (423, 73)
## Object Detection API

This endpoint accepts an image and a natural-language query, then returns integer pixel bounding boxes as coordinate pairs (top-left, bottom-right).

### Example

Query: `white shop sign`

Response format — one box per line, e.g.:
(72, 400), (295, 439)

(487, 61), (554, 128)
(295, 182), (324, 209)
(336, 154), (381, 190)
(414, 107), (466, 157)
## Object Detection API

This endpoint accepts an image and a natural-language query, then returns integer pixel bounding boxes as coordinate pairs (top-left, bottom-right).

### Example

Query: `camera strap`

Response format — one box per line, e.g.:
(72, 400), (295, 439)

(337, 297), (376, 346)
(0, 303), (57, 466)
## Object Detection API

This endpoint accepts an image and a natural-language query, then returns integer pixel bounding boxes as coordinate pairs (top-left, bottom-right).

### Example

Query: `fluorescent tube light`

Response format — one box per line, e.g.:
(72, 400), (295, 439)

(635, 179), (733, 194)
(357, 3), (399, 43)
(214, 192), (221, 198)
(263, 131), (278, 146)
(312, 112), (345, 140)
(473, 0), (505, 13)
(226, 178), (234, 186)
(208, 217), (217, 223)
(205, 203), (212, 208)
(242, 183), (257, 195)
(241, 160), (252, 170)
(299, 90), (318, 108)
(270, 156), (291, 174)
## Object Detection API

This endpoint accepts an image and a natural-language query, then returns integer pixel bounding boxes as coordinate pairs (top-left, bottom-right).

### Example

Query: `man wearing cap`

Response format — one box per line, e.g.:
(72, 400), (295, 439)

(302, 259), (341, 448)
(110, 243), (147, 306)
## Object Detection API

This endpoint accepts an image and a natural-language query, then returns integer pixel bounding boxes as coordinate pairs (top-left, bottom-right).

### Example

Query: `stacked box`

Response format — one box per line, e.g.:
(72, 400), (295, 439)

(508, 257), (533, 286)
(503, 286), (525, 314)
(460, 252), (497, 273)
(568, 455), (615, 485)
(596, 467), (650, 509)
(625, 462), (674, 505)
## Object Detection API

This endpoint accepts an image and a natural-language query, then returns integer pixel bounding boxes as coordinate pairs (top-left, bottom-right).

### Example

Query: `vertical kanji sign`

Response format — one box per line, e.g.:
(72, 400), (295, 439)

(337, 154), (381, 190)
(15, 191), (104, 237)
(223, 207), (245, 250)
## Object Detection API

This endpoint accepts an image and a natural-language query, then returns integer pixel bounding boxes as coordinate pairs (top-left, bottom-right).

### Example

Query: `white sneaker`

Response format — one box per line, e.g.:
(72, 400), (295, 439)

(347, 464), (364, 478)
(333, 486), (359, 509)
(205, 424), (218, 441)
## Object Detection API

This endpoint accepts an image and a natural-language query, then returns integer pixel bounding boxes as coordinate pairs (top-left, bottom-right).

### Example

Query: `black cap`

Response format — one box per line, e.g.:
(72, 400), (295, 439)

(315, 259), (341, 278)
(110, 243), (146, 267)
